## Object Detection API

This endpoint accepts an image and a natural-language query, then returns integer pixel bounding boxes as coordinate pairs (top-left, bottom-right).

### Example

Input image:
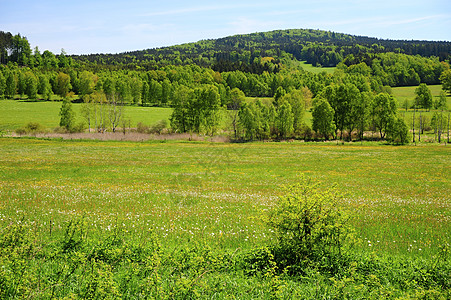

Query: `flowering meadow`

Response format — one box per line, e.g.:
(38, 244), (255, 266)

(0, 137), (449, 298)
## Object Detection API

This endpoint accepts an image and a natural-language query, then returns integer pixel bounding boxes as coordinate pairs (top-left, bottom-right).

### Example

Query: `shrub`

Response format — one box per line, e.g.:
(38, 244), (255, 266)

(15, 122), (46, 135)
(136, 122), (150, 134)
(149, 119), (168, 135)
(265, 175), (355, 273)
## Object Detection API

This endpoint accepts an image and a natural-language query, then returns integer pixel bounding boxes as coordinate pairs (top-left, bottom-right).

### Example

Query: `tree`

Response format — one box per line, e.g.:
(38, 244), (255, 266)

(238, 103), (257, 140)
(440, 69), (451, 93)
(414, 83), (433, 110)
(228, 88), (245, 138)
(170, 85), (193, 133)
(81, 94), (97, 132)
(0, 71), (5, 99)
(275, 101), (294, 139)
(55, 72), (72, 98)
(10, 34), (32, 66)
(17, 72), (26, 97)
(38, 74), (52, 100)
(59, 98), (75, 131)
(273, 86), (286, 107)
(5, 71), (15, 99)
(24, 71), (37, 100)
(280, 90), (305, 133)
(312, 97), (336, 140)
(386, 116), (409, 145)
(371, 93), (397, 139)
(198, 85), (221, 135)
(107, 92), (125, 133)
(78, 71), (97, 97)
(434, 91), (448, 111)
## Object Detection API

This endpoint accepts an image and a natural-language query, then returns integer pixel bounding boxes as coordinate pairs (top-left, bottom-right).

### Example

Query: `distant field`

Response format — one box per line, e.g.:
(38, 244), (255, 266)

(0, 100), (172, 131)
(392, 84), (450, 108)
(299, 60), (336, 74)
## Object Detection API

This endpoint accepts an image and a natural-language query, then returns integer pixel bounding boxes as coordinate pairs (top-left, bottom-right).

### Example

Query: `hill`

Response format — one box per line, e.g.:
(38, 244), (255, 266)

(69, 28), (451, 70)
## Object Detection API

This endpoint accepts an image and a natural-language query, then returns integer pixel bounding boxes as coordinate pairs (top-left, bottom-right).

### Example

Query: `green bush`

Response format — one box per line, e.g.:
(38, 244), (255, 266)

(265, 175), (355, 273)
(15, 122), (46, 135)
(136, 121), (150, 133)
(149, 119), (168, 134)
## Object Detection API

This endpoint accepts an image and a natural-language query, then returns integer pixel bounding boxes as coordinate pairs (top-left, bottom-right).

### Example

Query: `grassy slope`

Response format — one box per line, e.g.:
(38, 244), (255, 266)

(0, 138), (449, 257)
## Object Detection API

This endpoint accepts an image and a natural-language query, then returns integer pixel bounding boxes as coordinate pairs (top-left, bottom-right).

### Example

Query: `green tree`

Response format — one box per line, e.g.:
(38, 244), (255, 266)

(312, 97), (336, 140)
(59, 98), (75, 131)
(24, 71), (37, 100)
(414, 83), (433, 110)
(371, 93), (397, 139)
(238, 103), (257, 140)
(141, 81), (149, 106)
(5, 71), (16, 99)
(275, 101), (294, 138)
(55, 72), (72, 98)
(273, 86), (286, 107)
(78, 71), (97, 97)
(129, 77), (142, 105)
(386, 116), (409, 145)
(0, 71), (5, 99)
(280, 90), (305, 133)
(33, 46), (42, 67)
(148, 79), (162, 105)
(434, 91), (448, 111)
(228, 88), (245, 138)
(38, 74), (52, 100)
(17, 71), (26, 97)
(42, 50), (58, 68)
(440, 69), (451, 93)
(10, 34), (32, 66)
(170, 85), (193, 133)
(199, 84), (221, 135)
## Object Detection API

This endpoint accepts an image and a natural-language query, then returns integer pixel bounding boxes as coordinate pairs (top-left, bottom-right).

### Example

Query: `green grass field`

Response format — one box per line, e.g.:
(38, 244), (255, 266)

(0, 100), (173, 131)
(392, 84), (451, 108)
(1, 138), (449, 255)
(299, 61), (337, 74)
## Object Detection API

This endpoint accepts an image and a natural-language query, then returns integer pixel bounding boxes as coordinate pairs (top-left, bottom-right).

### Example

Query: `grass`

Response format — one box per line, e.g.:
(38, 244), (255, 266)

(298, 61), (337, 74)
(392, 84), (451, 108)
(0, 138), (449, 256)
(0, 99), (172, 131)
(0, 138), (449, 298)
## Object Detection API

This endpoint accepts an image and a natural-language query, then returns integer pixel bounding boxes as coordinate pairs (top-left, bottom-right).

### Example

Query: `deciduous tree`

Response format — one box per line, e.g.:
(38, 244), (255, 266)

(55, 72), (72, 98)
(312, 97), (336, 140)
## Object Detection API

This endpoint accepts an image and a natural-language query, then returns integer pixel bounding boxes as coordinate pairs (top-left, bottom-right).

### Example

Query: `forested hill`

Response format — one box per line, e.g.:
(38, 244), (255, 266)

(70, 29), (451, 69)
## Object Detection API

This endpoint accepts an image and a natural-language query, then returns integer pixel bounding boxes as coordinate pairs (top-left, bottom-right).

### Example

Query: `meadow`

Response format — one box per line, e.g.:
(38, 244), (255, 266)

(0, 99), (173, 132)
(0, 137), (449, 298)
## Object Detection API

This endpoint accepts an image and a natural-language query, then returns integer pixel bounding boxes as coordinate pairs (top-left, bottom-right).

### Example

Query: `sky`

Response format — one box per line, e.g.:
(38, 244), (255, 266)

(1, 0), (450, 55)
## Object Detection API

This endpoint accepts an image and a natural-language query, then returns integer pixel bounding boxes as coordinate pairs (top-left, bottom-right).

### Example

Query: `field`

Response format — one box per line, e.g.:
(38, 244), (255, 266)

(392, 85), (450, 107)
(0, 137), (450, 297)
(298, 61), (336, 74)
(0, 100), (173, 131)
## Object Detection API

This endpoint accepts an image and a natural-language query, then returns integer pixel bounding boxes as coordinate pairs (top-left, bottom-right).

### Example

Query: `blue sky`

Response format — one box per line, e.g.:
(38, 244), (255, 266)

(1, 0), (450, 55)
